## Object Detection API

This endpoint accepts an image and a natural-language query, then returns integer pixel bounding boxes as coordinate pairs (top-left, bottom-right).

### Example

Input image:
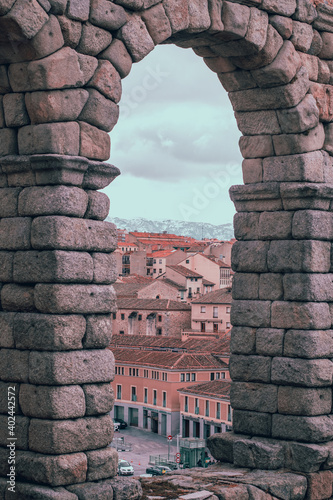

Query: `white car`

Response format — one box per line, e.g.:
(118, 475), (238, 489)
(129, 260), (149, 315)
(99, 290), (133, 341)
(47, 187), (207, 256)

(113, 420), (120, 432)
(118, 460), (134, 476)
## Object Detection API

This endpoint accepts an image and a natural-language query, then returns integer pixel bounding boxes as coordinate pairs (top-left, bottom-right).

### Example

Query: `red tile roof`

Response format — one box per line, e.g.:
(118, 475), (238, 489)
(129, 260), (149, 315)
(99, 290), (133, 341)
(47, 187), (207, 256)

(117, 297), (191, 311)
(192, 288), (232, 305)
(151, 250), (177, 258)
(117, 274), (154, 284)
(178, 380), (231, 398)
(167, 265), (203, 278)
(156, 277), (187, 291)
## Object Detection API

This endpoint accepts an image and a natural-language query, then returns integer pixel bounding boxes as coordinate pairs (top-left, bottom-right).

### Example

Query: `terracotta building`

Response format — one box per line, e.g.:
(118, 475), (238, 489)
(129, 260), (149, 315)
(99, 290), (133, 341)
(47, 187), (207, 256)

(178, 381), (232, 439)
(179, 253), (232, 289)
(187, 288), (232, 338)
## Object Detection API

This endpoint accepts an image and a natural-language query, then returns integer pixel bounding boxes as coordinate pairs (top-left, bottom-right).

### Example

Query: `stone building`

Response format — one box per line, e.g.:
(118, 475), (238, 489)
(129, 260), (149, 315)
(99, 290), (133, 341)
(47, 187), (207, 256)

(1, 0), (333, 498)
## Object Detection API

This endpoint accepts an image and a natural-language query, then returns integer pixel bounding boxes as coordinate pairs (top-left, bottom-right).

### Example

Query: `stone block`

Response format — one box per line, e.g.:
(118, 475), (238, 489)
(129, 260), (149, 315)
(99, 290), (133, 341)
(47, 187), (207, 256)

(31, 216), (117, 252)
(231, 382), (277, 413)
(207, 431), (250, 463)
(92, 252), (116, 285)
(141, 4), (172, 44)
(1, 283), (35, 311)
(231, 241), (269, 272)
(267, 240), (331, 273)
(231, 300), (271, 328)
(0, 65), (11, 93)
(90, 0), (127, 31)
(57, 14), (82, 48)
(204, 56), (236, 74)
(0, 128), (18, 156)
(3, 93), (29, 128)
(34, 284), (116, 314)
(256, 328), (284, 356)
(233, 212), (259, 240)
(83, 314), (112, 348)
(270, 15), (292, 40)
(100, 38), (132, 79)
(230, 327), (256, 355)
(25, 89), (89, 124)
(13, 313), (86, 351)
(85, 191), (110, 221)
(219, 70), (257, 92)
(0, 312), (15, 348)
(86, 447), (118, 481)
(277, 95), (319, 135)
(251, 41), (301, 89)
(0, 0), (15, 15)
(310, 82), (333, 122)
(291, 20), (313, 54)
(82, 160), (119, 190)
(239, 134), (274, 159)
(82, 383), (114, 415)
(0, 95), (4, 128)
(79, 121), (110, 161)
(278, 386), (331, 416)
(233, 438), (285, 470)
(28, 154), (88, 187)
(19, 384), (86, 419)
(283, 273), (333, 302)
(306, 471), (333, 500)
(273, 123), (325, 156)
(0, 251), (14, 283)
(0, 414), (29, 449)
(232, 273), (259, 300)
(77, 22), (112, 57)
(18, 122), (80, 156)
(67, 0), (90, 21)
(292, 210), (333, 240)
(119, 14), (155, 62)
(187, 0), (211, 33)
(310, 30), (323, 58)
(13, 250), (94, 283)
(258, 211), (292, 240)
(18, 185), (88, 217)
(87, 60), (122, 103)
(22, 14), (65, 61)
(228, 66), (309, 112)
(271, 302), (331, 329)
(1, 0), (48, 39)
(79, 89), (119, 132)
(242, 158), (263, 184)
(314, 3), (333, 33)
(290, 442), (329, 473)
(8, 482), (80, 499)
(0, 381), (20, 414)
(16, 450), (87, 487)
(319, 32), (333, 61)
(294, 0), (317, 23)
(263, 150), (324, 183)
(0, 188), (20, 217)
(233, 410), (271, 437)
(324, 123), (333, 155)
(259, 274), (283, 301)
(163, 0), (189, 33)
(262, 0), (296, 15)
(272, 414), (333, 443)
(298, 52), (318, 82)
(29, 414), (113, 454)
(29, 349), (115, 385)
(229, 354), (271, 383)
(0, 348), (29, 382)
(219, 1), (250, 41)
(284, 329), (333, 359)
(235, 110), (280, 135)
(272, 357), (333, 387)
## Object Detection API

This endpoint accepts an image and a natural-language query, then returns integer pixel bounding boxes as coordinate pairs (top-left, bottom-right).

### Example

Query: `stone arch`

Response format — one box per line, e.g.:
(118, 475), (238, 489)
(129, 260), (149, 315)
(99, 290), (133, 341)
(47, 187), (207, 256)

(1, 0), (333, 497)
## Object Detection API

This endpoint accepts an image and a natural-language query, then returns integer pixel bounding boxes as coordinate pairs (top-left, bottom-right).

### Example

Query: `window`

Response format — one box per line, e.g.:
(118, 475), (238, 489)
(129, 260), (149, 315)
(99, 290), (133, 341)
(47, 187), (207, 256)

(186, 259), (190, 264)
(158, 315), (162, 322)
(153, 269), (157, 273)
(191, 373), (196, 381)
(153, 259), (156, 264)
(119, 330), (124, 334)
(121, 314), (125, 320)
(180, 373), (185, 382)
(216, 372), (220, 380)
(221, 372), (226, 379)
(159, 269), (162, 274)
(196, 287), (200, 293)
(121, 367), (124, 375)
(228, 405), (232, 422)
(144, 388), (148, 404)
(156, 295), (160, 299)
(186, 373), (190, 382)
(213, 307), (218, 318)
(162, 372), (168, 381)
(159, 259), (162, 264)
(131, 387), (136, 402)
(184, 396), (188, 412)
(115, 366), (118, 374)
(138, 314), (142, 321)
(153, 390), (157, 405)
(226, 307), (231, 313)
(157, 328), (162, 335)
(201, 322), (205, 332)
(117, 385), (122, 399)
(163, 391), (167, 408)
(112, 313), (116, 319)
(226, 322), (231, 328)
(200, 306), (206, 313)
(129, 368), (132, 376)
(205, 400), (209, 417)
(213, 323), (218, 333)
(216, 402), (221, 419)
(210, 372), (215, 381)
(144, 369), (149, 378)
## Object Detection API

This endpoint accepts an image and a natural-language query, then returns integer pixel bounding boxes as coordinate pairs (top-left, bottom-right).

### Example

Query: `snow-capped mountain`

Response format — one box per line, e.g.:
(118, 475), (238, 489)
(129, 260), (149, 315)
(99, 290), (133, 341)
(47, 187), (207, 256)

(107, 217), (234, 241)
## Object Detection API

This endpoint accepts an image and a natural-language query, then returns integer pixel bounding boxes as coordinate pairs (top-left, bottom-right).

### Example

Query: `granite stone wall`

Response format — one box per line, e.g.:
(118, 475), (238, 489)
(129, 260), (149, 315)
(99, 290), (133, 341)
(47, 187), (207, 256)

(0, 0), (333, 498)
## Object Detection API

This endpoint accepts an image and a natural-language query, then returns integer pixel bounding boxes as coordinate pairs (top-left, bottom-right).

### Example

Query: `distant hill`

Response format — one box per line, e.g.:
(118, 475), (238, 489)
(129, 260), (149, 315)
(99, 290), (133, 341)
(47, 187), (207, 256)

(107, 217), (234, 241)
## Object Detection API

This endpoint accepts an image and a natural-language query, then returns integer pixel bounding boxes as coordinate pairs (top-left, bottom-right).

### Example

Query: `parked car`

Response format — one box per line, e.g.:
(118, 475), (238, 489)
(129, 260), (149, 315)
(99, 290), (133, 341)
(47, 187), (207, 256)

(118, 460), (134, 476)
(145, 465), (171, 476)
(114, 418), (128, 429)
(113, 420), (120, 432)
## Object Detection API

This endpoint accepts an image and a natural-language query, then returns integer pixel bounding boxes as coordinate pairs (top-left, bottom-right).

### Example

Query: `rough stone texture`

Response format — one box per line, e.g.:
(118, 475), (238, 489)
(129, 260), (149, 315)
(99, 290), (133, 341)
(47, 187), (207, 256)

(79, 121), (110, 160)
(278, 386), (332, 416)
(79, 88), (119, 132)
(87, 60), (122, 103)
(230, 382), (277, 413)
(86, 447), (118, 481)
(18, 185), (88, 217)
(229, 355), (271, 383)
(100, 38), (132, 79)
(25, 89), (89, 124)
(83, 314), (112, 348)
(119, 14), (155, 62)
(76, 22), (112, 57)
(82, 383), (114, 415)
(19, 384), (86, 418)
(272, 414), (333, 443)
(271, 301), (331, 329)
(18, 122), (80, 156)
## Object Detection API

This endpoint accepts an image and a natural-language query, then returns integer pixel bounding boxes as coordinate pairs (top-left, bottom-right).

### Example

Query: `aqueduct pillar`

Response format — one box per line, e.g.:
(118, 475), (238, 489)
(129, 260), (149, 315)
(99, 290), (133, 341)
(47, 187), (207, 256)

(0, 0), (333, 498)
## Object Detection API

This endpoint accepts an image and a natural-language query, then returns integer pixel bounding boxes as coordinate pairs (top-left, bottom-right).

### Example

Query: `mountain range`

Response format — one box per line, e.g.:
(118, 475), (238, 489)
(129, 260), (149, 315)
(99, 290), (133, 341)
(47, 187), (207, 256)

(107, 217), (234, 241)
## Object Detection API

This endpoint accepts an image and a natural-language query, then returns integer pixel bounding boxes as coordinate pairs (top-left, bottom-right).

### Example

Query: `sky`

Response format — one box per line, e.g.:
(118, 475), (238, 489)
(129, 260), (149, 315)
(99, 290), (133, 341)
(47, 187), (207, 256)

(103, 44), (243, 226)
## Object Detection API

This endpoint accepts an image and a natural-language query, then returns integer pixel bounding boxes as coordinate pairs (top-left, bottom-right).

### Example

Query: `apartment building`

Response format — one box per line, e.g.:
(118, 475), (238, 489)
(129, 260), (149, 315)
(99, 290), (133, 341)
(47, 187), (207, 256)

(188, 288), (232, 337)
